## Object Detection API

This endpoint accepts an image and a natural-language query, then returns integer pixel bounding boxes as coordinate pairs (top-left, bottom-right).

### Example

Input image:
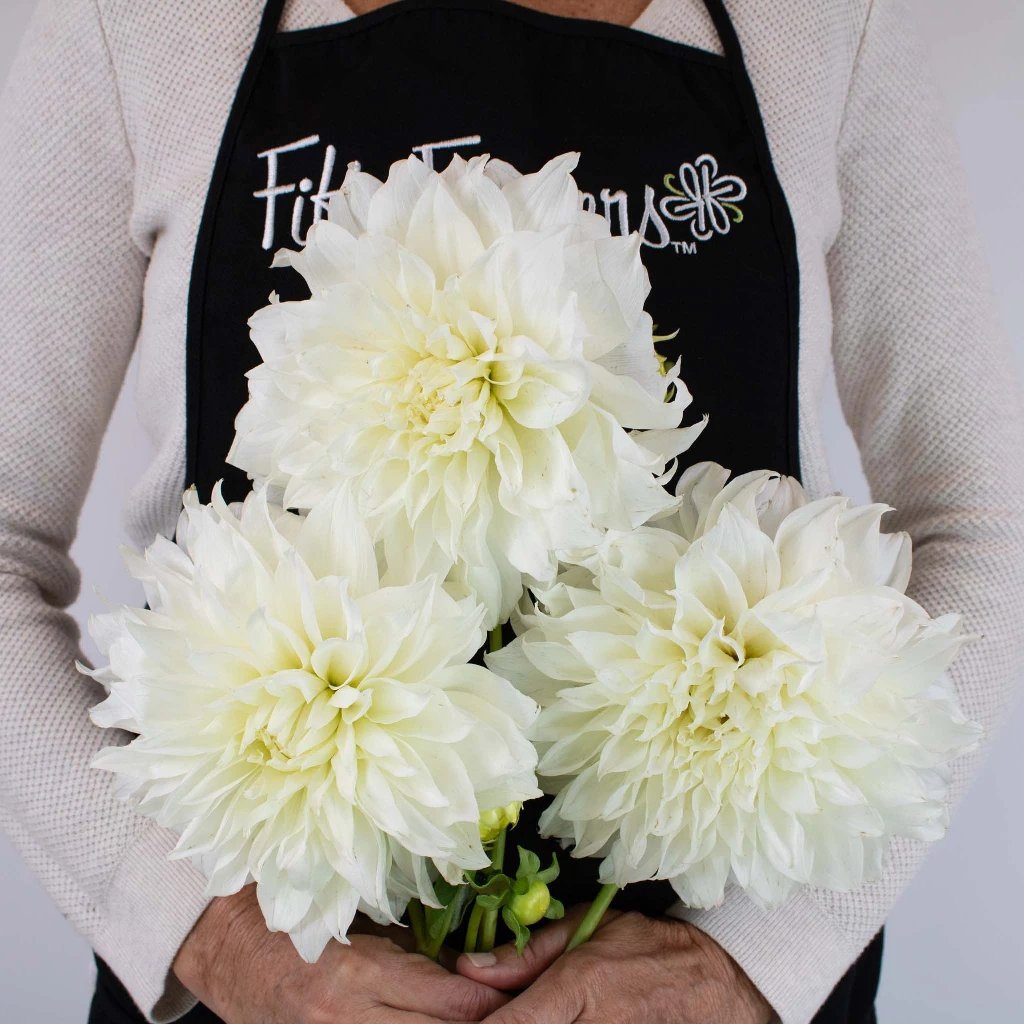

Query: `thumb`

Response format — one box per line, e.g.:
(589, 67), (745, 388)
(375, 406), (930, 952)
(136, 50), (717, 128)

(456, 904), (614, 991)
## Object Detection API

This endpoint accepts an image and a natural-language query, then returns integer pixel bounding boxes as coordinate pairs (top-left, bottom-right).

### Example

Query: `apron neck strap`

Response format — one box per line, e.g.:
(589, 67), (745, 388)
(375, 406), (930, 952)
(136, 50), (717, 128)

(699, 0), (768, 162)
(257, 0), (290, 44)
(699, 0), (748, 72)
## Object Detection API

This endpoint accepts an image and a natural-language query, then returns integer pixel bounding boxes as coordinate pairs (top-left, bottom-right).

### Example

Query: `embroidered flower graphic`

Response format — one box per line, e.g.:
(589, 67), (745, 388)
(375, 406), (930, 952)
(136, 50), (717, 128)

(659, 154), (747, 241)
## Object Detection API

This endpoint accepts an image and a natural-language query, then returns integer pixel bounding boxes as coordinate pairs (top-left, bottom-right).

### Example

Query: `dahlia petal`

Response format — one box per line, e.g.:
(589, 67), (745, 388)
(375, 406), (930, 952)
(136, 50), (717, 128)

(501, 152), (582, 232)
(328, 161), (382, 234)
(406, 177), (487, 281)
(366, 155), (434, 240)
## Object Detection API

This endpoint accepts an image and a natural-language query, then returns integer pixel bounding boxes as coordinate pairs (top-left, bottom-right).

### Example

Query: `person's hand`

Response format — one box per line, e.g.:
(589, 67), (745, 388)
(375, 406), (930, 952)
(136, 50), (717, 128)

(456, 905), (774, 1024)
(172, 884), (510, 1024)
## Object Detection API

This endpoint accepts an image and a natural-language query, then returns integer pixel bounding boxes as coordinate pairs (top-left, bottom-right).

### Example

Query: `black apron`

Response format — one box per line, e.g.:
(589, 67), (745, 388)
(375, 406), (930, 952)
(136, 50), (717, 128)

(91, 1), (881, 1020)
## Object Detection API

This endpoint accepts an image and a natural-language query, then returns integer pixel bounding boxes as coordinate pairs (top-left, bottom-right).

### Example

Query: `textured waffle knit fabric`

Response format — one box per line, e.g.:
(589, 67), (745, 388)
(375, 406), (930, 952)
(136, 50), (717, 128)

(0, 1), (1021, 1022)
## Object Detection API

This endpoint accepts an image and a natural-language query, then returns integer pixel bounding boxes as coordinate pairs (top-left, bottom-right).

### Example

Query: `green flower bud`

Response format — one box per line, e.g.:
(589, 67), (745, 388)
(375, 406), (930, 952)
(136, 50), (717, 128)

(479, 801), (522, 844)
(510, 880), (550, 926)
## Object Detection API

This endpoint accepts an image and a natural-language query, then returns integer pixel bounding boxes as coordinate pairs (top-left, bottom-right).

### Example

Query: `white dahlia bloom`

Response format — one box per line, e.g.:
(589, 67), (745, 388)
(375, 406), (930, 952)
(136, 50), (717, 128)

(228, 151), (704, 626)
(487, 462), (980, 910)
(83, 487), (539, 960)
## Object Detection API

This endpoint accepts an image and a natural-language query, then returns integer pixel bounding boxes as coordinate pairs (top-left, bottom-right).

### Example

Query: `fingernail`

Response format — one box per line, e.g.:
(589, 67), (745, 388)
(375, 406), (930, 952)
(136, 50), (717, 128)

(464, 952), (498, 967)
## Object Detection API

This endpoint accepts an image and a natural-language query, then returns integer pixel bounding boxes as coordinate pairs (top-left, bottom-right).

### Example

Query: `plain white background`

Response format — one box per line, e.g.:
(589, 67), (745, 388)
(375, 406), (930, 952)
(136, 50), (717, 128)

(1, 0), (1022, 1020)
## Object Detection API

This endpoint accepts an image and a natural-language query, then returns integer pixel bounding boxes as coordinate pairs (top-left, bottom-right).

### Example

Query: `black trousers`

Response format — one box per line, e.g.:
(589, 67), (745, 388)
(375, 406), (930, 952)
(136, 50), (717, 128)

(89, 930), (883, 1023)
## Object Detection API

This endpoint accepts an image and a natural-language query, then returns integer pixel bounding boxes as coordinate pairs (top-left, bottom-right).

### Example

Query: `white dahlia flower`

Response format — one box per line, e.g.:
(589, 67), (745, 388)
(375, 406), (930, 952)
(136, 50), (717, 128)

(228, 151), (704, 627)
(83, 487), (539, 960)
(487, 462), (980, 910)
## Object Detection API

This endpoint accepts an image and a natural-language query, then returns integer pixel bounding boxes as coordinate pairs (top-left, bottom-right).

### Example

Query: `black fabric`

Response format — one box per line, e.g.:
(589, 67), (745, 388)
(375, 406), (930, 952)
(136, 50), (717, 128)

(93, 0), (877, 1020)
(813, 931), (885, 1024)
(89, 958), (220, 1024)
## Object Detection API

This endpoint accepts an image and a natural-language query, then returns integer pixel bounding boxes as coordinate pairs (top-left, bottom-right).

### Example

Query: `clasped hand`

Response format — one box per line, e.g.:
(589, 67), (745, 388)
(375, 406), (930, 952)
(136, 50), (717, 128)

(173, 888), (772, 1023)
(456, 905), (774, 1024)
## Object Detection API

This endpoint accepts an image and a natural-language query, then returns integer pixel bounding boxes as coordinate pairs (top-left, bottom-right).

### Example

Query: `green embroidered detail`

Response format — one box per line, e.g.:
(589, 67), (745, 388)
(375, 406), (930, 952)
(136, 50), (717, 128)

(721, 202), (744, 224)
(664, 172), (687, 197)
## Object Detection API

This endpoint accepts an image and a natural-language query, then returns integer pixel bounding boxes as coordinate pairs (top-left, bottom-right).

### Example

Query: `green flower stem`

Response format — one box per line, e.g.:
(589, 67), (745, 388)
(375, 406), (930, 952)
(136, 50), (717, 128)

(478, 905), (499, 952)
(477, 827), (507, 952)
(488, 624), (504, 653)
(566, 884), (618, 952)
(464, 902), (484, 953)
(422, 900), (457, 962)
(407, 899), (428, 955)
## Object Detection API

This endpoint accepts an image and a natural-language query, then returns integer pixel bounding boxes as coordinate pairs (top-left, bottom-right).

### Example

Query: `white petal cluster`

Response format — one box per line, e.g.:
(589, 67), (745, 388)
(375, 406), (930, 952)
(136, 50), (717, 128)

(84, 487), (539, 960)
(488, 463), (980, 909)
(228, 152), (704, 627)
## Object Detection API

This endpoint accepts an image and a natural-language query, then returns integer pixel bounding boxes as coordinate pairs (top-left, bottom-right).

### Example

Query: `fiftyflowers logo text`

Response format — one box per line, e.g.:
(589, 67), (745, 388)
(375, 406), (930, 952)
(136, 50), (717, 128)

(254, 133), (746, 254)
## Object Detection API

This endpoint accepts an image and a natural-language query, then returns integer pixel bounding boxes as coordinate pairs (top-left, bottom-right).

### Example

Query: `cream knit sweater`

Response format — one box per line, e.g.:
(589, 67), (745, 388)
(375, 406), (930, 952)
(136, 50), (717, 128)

(0, 0), (1021, 1022)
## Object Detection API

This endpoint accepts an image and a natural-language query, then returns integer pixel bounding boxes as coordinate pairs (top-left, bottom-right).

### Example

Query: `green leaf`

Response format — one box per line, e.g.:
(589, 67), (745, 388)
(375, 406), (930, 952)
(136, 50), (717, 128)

(544, 898), (565, 920)
(502, 905), (532, 954)
(535, 854), (560, 885)
(426, 906), (451, 944)
(475, 893), (506, 912)
(447, 885), (474, 933)
(469, 874), (511, 897)
(515, 847), (541, 880)
(431, 880), (460, 907)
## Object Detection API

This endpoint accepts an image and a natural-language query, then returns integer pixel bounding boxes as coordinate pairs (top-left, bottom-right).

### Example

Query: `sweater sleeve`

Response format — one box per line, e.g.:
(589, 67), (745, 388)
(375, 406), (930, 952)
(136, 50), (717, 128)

(666, 1), (1024, 1021)
(0, 2), (211, 1020)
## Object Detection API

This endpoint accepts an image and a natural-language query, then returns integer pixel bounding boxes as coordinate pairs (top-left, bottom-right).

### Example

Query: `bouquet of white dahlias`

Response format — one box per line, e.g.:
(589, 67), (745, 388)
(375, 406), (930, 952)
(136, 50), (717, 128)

(84, 148), (713, 962)
(227, 150), (705, 628)
(85, 140), (980, 967)
(487, 462), (981, 947)
(81, 486), (541, 960)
